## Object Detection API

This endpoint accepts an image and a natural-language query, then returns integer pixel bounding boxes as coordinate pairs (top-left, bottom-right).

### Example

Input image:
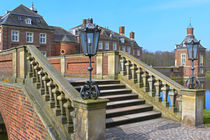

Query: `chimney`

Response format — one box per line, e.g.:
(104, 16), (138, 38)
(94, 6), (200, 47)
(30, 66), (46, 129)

(119, 26), (125, 36)
(187, 27), (193, 35)
(87, 18), (93, 24)
(130, 32), (135, 40)
(83, 19), (86, 25)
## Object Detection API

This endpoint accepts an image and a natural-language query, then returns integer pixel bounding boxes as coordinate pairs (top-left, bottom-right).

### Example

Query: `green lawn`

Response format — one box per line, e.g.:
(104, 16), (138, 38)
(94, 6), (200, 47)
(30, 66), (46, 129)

(206, 71), (210, 79)
(204, 110), (210, 125)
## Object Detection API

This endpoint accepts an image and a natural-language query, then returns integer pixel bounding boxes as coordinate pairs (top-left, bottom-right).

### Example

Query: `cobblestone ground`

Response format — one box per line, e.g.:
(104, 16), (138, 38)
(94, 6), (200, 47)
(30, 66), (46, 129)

(106, 118), (210, 140)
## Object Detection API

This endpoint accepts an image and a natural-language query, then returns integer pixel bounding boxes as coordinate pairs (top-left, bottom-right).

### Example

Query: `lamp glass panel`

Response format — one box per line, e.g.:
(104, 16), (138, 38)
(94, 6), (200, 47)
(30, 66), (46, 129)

(193, 44), (198, 59)
(93, 31), (100, 55)
(80, 31), (87, 54)
(187, 44), (193, 60)
(87, 33), (94, 55)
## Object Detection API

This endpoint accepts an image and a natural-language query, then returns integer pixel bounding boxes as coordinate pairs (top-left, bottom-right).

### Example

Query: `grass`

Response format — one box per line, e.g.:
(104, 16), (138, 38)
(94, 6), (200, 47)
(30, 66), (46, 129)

(204, 110), (210, 125)
(206, 71), (210, 79)
(0, 134), (8, 140)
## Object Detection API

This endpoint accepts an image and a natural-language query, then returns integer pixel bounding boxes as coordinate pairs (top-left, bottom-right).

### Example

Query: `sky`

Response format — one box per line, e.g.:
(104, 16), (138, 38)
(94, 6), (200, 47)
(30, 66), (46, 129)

(0, 0), (210, 52)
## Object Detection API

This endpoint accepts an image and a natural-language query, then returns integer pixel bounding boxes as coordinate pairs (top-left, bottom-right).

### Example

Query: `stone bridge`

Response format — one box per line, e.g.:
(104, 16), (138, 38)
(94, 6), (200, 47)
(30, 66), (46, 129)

(0, 45), (205, 140)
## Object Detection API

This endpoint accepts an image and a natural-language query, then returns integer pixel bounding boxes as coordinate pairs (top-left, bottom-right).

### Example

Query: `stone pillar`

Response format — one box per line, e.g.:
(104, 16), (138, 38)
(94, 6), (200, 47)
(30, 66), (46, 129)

(12, 48), (18, 80)
(18, 47), (26, 79)
(73, 99), (108, 140)
(96, 52), (103, 79)
(60, 56), (66, 76)
(107, 52), (119, 79)
(181, 89), (205, 126)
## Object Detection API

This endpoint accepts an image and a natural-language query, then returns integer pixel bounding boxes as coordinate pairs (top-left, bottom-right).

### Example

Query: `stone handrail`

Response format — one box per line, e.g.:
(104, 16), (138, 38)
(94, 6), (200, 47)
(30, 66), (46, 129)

(0, 45), (107, 140)
(118, 51), (185, 120)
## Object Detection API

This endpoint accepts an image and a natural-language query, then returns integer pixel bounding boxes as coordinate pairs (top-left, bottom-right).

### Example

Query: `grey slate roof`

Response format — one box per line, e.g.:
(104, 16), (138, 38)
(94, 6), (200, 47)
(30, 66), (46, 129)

(176, 34), (205, 49)
(70, 24), (141, 48)
(0, 4), (51, 30)
(50, 26), (77, 43)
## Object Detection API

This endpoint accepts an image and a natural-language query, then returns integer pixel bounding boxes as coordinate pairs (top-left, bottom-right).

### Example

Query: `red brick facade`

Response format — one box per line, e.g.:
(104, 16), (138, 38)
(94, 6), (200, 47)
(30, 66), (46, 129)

(0, 84), (49, 139)
(0, 54), (12, 76)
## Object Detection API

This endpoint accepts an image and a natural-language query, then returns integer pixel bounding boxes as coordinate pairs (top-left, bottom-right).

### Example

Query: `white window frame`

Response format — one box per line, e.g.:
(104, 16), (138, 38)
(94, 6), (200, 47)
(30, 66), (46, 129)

(26, 32), (34, 43)
(181, 53), (186, 66)
(41, 51), (47, 57)
(200, 54), (203, 66)
(105, 42), (109, 50)
(127, 46), (131, 54)
(98, 41), (103, 50)
(25, 18), (32, 24)
(40, 33), (47, 44)
(137, 50), (140, 56)
(113, 42), (117, 50)
(11, 30), (19, 42)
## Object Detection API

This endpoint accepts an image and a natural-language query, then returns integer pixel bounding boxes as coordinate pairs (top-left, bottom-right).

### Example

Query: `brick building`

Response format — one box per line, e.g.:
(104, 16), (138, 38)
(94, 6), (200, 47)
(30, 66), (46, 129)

(70, 18), (143, 59)
(175, 24), (206, 87)
(0, 4), (78, 56)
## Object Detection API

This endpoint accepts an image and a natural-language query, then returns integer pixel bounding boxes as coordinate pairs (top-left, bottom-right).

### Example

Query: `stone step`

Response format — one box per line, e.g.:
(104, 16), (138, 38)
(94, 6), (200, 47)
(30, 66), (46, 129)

(106, 98), (145, 109)
(106, 111), (161, 128)
(106, 104), (153, 118)
(69, 80), (120, 87)
(74, 84), (126, 91)
(100, 93), (139, 102)
(100, 89), (132, 96)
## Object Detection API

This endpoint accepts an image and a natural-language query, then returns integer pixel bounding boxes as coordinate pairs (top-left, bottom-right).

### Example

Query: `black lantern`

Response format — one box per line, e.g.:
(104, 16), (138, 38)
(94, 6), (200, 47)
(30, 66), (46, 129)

(186, 40), (199, 60)
(79, 21), (101, 99)
(185, 40), (200, 89)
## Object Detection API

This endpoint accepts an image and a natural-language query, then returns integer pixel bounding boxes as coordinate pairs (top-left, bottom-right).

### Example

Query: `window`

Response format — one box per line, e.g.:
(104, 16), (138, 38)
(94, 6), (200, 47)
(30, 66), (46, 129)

(41, 51), (47, 57)
(181, 53), (186, 66)
(18, 16), (22, 21)
(26, 32), (33, 43)
(36, 18), (40, 23)
(127, 46), (130, 54)
(113, 42), (117, 50)
(200, 54), (203, 66)
(11, 30), (19, 42)
(200, 68), (204, 74)
(40, 33), (47, 44)
(99, 41), (103, 50)
(105, 42), (109, 50)
(137, 50), (140, 56)
(122, 46), (126, 52)
(25, 18), (32, 24)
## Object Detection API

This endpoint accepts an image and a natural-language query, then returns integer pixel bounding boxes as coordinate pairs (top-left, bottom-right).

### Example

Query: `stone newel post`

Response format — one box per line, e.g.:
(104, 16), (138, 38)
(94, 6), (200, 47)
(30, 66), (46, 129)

(73, 99), (108, 140)
(181, 89), (205, 126)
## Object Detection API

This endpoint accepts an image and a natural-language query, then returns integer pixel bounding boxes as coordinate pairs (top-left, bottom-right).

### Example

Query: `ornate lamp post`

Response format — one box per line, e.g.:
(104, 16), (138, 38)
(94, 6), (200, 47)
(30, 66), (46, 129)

(79, 22), (101, 99)
(185, 40), (200, 89)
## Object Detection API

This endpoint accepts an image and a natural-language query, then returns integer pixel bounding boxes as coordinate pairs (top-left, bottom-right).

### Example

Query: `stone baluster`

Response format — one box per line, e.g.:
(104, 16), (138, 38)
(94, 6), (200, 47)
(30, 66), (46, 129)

(47, 79), (55, 108)
(161, 82), (170, 107)
(63, 99), (74, 133)
(31, 60), (37, 83)
(142, 69), (148, 92)
(136, 67), (143, 88)
(52, 86), (61, 116)
(34, 64), (41, 89)
(130, 63), (137, 83)
(38, 69), (45, 95)
(57, 92), (67, 124)
(169, 88), (177, 112)
(177, 94), (182, 116)
(27, 55), (33, 78)
(125, 60), (131, 79)
(154, 79), (162, 102)
(120, 57), (126, 75)
(42, 74), (50, 101)
(148, 73), (155, 97)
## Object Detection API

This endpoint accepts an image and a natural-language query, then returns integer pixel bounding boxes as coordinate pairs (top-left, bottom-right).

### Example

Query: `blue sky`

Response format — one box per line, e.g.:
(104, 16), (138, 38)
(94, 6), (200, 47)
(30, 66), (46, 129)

(1, 0), (210, 52)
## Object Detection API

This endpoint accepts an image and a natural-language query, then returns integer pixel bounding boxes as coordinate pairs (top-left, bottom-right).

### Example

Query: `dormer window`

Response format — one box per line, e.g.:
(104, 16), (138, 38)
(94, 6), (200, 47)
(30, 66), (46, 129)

(25, 18), (32, 24)
(18, 16), (22, 21)
(120, 38), (125, 43)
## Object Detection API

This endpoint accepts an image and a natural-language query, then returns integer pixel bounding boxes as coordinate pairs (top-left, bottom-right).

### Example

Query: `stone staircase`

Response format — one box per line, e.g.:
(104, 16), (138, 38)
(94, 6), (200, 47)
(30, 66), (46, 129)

(70, 80), (161, 128)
